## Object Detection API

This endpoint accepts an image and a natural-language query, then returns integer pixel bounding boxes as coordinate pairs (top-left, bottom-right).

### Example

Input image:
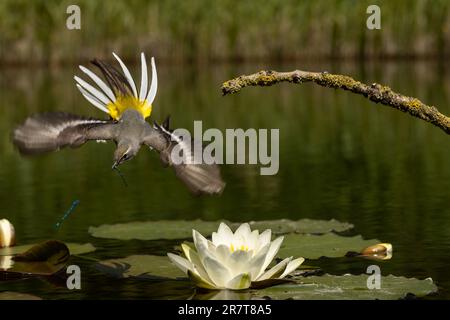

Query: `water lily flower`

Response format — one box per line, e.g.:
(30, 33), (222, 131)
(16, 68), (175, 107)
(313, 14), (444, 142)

(168, 223), (304, 290)
(0, 219), (15, 248)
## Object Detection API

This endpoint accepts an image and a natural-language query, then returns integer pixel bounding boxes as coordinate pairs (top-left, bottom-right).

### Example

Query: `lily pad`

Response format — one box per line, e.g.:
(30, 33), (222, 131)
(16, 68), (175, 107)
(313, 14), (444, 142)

(0, 292), (42, 300)
(88, 219), (353, 241)
(95, 255), (437, 300)
(95, 255), (186, 280)
(89, 220), (227, 240)
(255, 274), (437, 300)
(1, 240), (70, 276)
(243, 219), (353, 235)
(0, 242), (96, 256)
(278, 233), (380, 259)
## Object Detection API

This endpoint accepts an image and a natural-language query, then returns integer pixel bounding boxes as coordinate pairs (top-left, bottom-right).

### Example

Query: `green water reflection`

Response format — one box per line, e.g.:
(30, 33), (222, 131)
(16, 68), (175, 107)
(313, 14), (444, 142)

(0, 60), (449, 299)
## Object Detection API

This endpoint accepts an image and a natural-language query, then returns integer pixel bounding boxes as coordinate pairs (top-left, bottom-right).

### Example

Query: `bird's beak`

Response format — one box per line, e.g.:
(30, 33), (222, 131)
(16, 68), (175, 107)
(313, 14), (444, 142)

(112, 154), (126, 169)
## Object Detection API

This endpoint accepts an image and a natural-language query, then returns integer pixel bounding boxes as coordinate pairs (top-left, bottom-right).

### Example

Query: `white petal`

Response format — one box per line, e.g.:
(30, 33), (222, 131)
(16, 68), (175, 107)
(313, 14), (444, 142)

(226, 273), (251, 290)
(193, 230), (212, 258)
(227, 249), (253, 277)
(112, 52), (138, 97)
(235, 223), (251, 238)
(79, 66), (116, 101)
(257, 257), (291, 281)
(257, 229), (272, 250)
(260, 236), (284, 273)
(217, 223), (234, 244)
(212, 223), (234, 246)
(192, 230), (217, 267)
(74, 76), (111, 105)
(248, 230), (259, 252)
(181, 243), (214, 284)
(279, 257), (305, 279)
(202, 256), (231, 288)
(214, 244), (231, 265)
(211, 232), (221, 246)
(192, 229), (208, 251)
(248, 243), (270, 280)
(139, 52), (148, 101)
(167, 253), (194, 274)
(181, 243), (197, 263)
(146, 57), (158, 104)
(187, 269), (218, 290)
(76, 84), (109, 113)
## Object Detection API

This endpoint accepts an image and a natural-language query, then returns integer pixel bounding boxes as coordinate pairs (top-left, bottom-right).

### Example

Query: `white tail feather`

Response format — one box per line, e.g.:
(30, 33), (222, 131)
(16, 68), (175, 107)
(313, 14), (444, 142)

(74, 76), (111, 105)
(76, 84), (109, 113)
(139, 52), (148, 101)
(113, 52), (138, 98)
(79, 65), (116, 102)
(146, 57), (158, 104)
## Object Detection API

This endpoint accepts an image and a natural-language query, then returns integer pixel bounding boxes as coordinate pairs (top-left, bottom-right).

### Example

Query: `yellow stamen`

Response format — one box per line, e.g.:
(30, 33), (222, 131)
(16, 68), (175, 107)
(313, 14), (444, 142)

(229, 244), (249, 252)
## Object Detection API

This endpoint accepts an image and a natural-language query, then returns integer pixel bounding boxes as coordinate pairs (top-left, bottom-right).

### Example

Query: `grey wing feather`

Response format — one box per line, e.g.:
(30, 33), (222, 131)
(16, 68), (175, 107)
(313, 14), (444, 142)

(143, 120), (225, 196)
(12, 112), (117, 155)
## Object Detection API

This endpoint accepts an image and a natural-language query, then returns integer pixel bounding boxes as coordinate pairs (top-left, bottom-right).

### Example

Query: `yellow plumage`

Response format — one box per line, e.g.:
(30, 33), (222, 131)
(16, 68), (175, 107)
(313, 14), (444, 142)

(107, 95), (152, 120)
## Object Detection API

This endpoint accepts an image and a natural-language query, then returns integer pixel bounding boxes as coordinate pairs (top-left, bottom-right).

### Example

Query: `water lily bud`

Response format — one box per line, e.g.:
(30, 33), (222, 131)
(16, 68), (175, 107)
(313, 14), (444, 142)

(361, 243), (392, 256)
(0, 219), (16, 248)
(359, 243), (393, 260)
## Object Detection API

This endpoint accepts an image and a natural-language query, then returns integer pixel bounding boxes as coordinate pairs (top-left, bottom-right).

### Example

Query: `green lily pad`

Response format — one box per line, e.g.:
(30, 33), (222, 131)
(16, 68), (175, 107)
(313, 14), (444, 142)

(0, 242), (96, 256)
(88, 219), (353, 241)
(95, 255), (186, 280)
(278, 233), (380, 259)
(255, 274), (437, 300)
(1, 240), (70, 276)
(243, 219), (353, 235)
(0, 292), (42, 300)
(89, 220), (227, 240)
(95, 254), (437, 300)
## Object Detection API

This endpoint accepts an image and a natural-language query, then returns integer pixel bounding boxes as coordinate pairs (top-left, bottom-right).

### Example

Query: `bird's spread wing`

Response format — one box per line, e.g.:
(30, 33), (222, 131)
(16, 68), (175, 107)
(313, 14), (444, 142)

(143, 118), (226, 195)
(13, 112), (117, 155)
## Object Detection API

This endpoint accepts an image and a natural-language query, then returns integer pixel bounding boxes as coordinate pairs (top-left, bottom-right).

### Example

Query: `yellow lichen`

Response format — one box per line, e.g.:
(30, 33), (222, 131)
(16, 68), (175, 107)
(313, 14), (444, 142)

(321, 74), (358, 89)
(407, 98), (423, 110)
(257, 75), (277, 85)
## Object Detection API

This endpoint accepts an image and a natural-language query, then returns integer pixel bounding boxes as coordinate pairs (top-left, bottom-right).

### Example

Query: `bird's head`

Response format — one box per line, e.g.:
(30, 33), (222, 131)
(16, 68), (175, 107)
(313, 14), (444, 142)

(112, 141), (140, 169)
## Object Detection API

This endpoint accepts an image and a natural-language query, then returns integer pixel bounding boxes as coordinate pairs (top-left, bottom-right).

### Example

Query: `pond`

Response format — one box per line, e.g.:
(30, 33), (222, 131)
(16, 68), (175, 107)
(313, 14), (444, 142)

(0, 60), (449, 299)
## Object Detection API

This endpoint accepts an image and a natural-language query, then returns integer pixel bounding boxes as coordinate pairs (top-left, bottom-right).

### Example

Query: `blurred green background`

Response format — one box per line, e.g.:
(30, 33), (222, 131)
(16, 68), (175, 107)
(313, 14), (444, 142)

(0, 0), (449, 64)
(0, 0), (449, 299)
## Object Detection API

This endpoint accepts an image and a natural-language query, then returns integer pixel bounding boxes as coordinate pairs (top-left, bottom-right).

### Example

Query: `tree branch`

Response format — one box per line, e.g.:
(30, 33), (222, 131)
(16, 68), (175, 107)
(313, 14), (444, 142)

(221, 70), (450, 135)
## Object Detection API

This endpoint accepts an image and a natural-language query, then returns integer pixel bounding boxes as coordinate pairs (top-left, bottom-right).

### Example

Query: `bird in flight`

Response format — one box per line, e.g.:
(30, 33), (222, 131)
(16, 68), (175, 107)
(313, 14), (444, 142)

(12, 52), (225, 195)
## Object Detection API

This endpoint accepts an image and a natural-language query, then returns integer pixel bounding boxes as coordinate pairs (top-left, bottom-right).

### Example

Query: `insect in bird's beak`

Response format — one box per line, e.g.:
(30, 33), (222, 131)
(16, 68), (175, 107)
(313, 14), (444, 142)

(112, 151), (131, 169)
(112, 157), (123, 169)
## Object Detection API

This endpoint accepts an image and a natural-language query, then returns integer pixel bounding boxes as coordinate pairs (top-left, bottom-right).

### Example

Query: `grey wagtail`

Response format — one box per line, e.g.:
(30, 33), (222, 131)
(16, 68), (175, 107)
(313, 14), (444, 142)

(12, 52), (225, 195)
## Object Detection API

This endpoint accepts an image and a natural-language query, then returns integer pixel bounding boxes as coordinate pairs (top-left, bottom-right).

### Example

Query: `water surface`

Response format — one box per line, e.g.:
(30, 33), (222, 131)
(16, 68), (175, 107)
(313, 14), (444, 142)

(0, 60), (449, 299)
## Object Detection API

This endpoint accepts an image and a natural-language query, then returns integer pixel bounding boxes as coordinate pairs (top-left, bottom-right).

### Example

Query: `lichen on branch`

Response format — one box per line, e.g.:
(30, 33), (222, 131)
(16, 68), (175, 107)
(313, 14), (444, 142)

(221, 70), (450, 135)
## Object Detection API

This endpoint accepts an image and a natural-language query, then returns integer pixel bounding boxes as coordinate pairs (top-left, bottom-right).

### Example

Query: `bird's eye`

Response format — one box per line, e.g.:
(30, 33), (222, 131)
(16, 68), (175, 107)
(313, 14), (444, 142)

(121, 153), (129, 161)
